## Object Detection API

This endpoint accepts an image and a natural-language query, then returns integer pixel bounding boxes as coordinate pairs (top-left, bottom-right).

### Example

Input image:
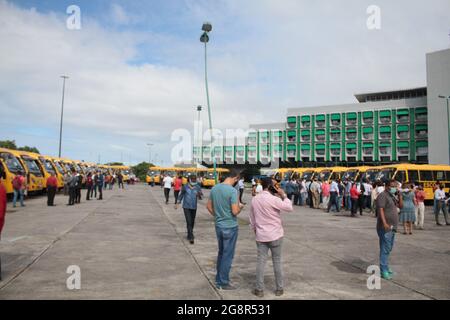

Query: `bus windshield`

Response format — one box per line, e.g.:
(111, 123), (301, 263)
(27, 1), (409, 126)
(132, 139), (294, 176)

(302, 171), (314, 180)
(42, 159), (56, 174)
(363, 170), (380, 183)
(342, 170), (357, 181)
(0, 152), (24, 173)
(22, 157), (43, 176)
(319, 171), (331, 181)
(148, 170), (160, 176)
(53, 161), (65, 175)
(377, 169), (395, 183)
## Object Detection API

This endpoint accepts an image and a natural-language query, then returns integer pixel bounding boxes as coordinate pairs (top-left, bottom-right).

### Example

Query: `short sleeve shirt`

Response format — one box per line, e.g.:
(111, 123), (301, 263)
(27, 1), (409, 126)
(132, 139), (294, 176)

(376, 191), (399, 230)
(210, 184), (239, 229)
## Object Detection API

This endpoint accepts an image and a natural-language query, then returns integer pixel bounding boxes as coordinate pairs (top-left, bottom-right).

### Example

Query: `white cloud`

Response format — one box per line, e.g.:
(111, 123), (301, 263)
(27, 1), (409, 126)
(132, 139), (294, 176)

(110, 3), (131, 25)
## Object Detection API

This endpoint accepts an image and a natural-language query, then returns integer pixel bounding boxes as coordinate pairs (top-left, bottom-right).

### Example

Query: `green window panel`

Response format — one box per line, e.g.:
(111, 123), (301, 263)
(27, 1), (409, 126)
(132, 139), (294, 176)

(287, 117), (297, 123)
(415, 108), (427, 115)
(301, 144), (311, 150)
(330, 144), (341, 149)
(379, 110), (391, 117)
(397, 141), (409, 148)
(415, 124), (428, 131)
(301, 130), (311, 136)
(261, 145), (270, 151)
(214, 146), (222, 151)
(287, 130), (297, 137)
(273, 131), (283, 137)
(315, 129), (325, 135)
(346, 128), (357, 133)
(380, 142), (391, 147)
(225, 146), (233, 151)
(397, 109), (409, 116)
(287, 145), (296, 151)
(301, 116), (310, 122)
(316, 115), (325, 121)
(274, 145), (283, 151)
(380, 126), (391, 133)
(235, 146), (245, 151)
(248, 146), (257, 151)
(363, 127), (374, 133)
(363, 143), (374, 148)
(315, 144), (326, 150)
(397, 125), (409, 132)
(331, 114), (341, 120)
(331, 129), (341, 133)
(416, 141), (428, 147)
(346, 143), (357, 149)
(248, 132), (257, 137)
(363, 111), (374, 118)
(346, 113), (357, 120)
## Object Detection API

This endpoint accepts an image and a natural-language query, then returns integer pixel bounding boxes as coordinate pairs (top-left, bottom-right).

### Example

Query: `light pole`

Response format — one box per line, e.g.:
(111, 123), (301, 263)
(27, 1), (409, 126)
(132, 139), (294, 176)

(58, 75), (69, 157)
(146, 143), (154, 164)
(200, 22), (217, 183)
(196, 105), (202, 165)
(438, 95), (450, 163)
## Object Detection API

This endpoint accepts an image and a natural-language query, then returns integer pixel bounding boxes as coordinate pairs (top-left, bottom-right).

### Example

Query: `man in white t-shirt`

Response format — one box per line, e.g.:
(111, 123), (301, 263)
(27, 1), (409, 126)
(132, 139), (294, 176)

(163, 175), (173, 204)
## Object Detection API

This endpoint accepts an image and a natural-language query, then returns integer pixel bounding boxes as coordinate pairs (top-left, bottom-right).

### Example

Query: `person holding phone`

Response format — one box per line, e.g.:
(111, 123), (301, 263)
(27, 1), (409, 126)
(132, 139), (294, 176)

(249, 177), (293, 297)
(375, 179), (403, 280)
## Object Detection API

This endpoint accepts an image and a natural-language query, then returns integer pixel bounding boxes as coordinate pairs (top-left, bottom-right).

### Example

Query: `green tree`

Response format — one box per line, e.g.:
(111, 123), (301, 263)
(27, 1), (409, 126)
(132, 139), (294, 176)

(0, 140), (18, 150)
(17, 146), (40, 154)
(132, 162), (154, 182)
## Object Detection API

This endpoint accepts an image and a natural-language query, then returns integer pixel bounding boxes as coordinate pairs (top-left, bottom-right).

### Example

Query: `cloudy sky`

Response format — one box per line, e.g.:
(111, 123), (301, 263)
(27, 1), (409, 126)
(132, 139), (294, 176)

(0, 0), (449, 165)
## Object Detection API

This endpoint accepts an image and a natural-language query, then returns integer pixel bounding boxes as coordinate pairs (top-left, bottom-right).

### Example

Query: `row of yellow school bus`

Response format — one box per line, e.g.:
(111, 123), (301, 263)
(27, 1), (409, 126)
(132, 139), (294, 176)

(272, 164), (450, 201)
(0, 147), (131, 196)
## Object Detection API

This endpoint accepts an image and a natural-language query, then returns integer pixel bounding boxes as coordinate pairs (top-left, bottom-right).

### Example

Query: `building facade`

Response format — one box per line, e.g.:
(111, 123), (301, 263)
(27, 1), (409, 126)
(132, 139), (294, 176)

(193, 48), (450, 167)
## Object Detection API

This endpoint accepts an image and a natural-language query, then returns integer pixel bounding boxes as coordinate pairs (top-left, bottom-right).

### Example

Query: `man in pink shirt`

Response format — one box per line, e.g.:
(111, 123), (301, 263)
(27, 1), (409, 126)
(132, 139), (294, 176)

(249, 177), (293, 297)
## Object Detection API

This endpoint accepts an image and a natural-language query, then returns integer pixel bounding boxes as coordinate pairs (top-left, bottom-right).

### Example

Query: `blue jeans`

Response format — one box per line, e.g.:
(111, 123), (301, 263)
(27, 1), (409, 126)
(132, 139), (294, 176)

(215, 226), (238, 287)
(377, 228), (396, 274)
(13, 189), (24, 207)
(345, 195), (352, 211)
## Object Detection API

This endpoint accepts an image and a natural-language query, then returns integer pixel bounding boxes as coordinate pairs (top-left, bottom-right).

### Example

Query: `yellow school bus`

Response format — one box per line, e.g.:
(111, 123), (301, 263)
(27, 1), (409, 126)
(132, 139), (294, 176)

(201, 168), (230, 188)
(46, 156), (67, 188)
(180, 168), (198, 185)
(34, 153), (64, 189)
(13, 150), (46, 194)
(110, 165), (132, 182)
(315, 167), (348, 182)
(376, 164), (450, 200)
(291, 168), (310, 180)
(0, 148), (27, 195)
(146, 166), (162, 185)
(274, 168), (295, 182)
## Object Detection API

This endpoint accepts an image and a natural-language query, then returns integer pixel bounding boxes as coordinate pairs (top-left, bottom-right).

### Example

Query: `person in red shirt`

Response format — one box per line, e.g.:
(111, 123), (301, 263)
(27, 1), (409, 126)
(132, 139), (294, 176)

(0, 172), (7, 281)
(350, 183), (360, 217)
(46, 172), (58, 206)
(414, 185), (426, 230)
(173, 175), (183, 206)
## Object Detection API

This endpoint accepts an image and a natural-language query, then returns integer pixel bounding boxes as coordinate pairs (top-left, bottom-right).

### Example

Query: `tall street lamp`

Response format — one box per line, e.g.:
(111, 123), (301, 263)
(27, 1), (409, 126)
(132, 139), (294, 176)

(147, 143), (154, 164)
(438, 95), (450, 163)
(58, 75), (69, 157)
(200, 22), (217, 183)
(196, 105), (202, 164)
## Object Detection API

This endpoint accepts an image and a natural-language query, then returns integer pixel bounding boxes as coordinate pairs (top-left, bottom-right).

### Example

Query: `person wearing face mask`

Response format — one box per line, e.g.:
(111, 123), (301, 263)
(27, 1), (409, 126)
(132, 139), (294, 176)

(176, 176), (203, 244)
(375, 180), (403, 280)
(207, 169), (244, 290)
(399, 184), (417, 235)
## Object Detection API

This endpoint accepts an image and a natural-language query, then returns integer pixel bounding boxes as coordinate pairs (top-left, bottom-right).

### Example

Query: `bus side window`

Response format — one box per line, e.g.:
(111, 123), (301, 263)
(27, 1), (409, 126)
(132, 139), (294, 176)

(408, 170), (419, 184)
(419, 171), (433, 181)
(434, 171), (445, 181)
(396, 171), (406, 184)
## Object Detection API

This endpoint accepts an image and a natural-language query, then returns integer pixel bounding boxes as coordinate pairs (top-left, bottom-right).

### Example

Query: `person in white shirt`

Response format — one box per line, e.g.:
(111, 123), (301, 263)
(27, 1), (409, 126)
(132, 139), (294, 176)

(300, 179), (308, 206)
(434, 184), (450, 226)
(327, 180), (340, 213)
(163, 175), (174, 204)
(238, 178), (245, 204)
(363, 180), (373, 211)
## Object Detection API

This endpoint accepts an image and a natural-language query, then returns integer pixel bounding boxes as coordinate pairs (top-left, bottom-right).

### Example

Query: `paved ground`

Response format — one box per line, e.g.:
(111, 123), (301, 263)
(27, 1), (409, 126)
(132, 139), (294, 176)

(0, 184), (449, 300)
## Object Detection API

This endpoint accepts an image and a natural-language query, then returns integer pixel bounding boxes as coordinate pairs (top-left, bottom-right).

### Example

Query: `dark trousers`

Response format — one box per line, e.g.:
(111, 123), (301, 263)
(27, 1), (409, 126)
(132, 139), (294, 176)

(239, 188), (244, 203)
(86, 185), (92, 200)
(308, 191), (314, 208)
(90, 185), (97, 198)
(183, 208), (197, 240)
(68, 187), (75, 205)
(351, 198), (358, 215)
(119, 181), (124, 189)
(287, 193), (294, 201)
(97, 185), (103, 200)
(293, 193), (300, 205)
(47, 186), (56, 206)
(327, 192), (340, 212)
(75, 188), (81, 203)
(164, 188), (170, 203)
(174, 190), (180, 204)
(357, 196), (364, 215)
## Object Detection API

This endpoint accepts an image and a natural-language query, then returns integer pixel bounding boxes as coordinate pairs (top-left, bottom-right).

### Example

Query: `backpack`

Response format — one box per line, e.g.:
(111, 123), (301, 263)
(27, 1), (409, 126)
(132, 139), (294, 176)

(12, 175), (22, 190)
